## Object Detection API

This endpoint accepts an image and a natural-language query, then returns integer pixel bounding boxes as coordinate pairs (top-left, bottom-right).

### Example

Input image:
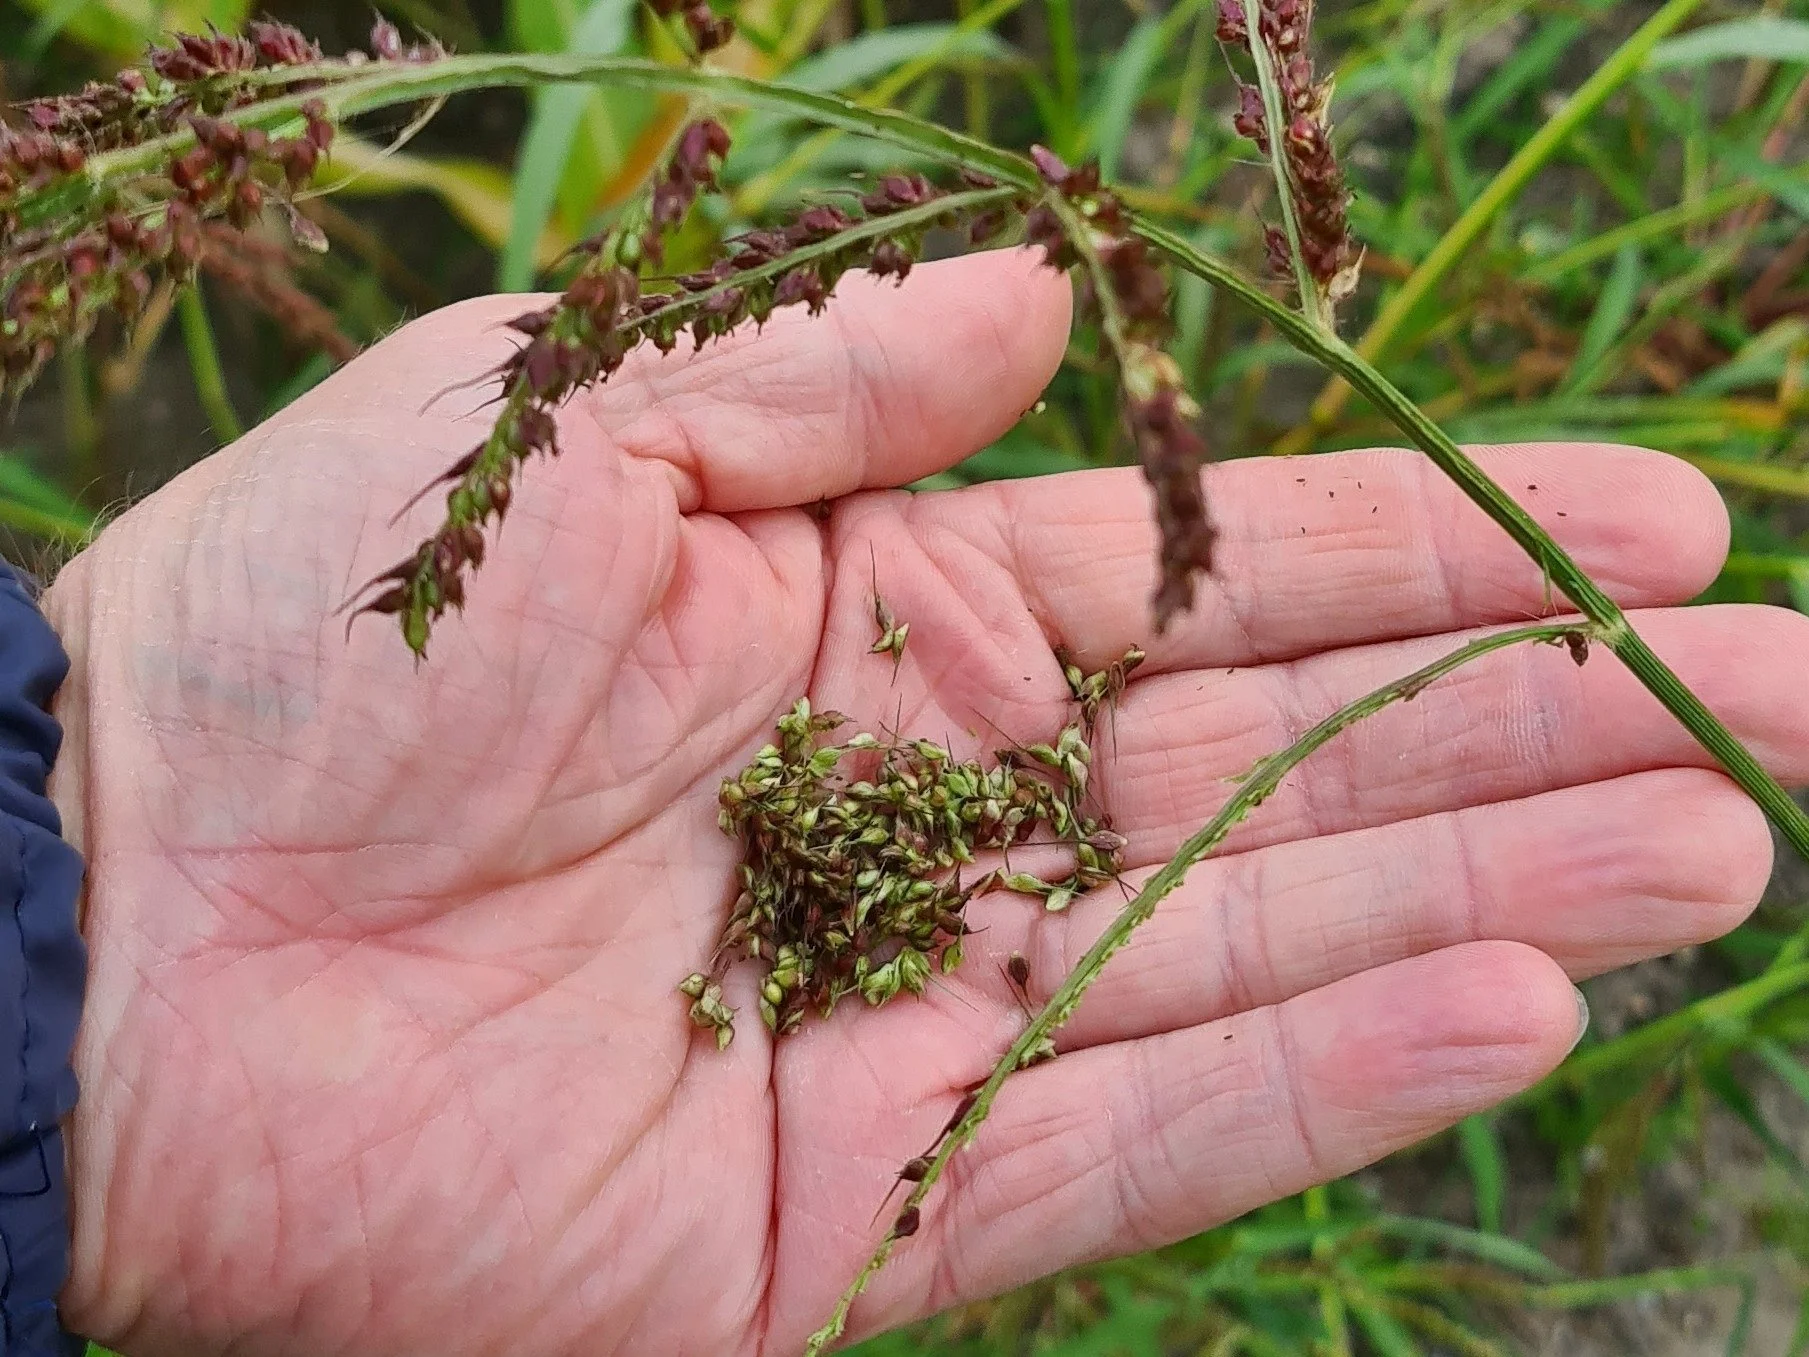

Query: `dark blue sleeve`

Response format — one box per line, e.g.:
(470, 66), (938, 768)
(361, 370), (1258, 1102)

(0, 565), (88, 1357)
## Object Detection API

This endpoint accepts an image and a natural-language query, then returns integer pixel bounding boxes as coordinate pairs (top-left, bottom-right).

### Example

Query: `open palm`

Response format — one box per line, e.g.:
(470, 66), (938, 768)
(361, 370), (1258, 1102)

(45, 251), (1809, 1357)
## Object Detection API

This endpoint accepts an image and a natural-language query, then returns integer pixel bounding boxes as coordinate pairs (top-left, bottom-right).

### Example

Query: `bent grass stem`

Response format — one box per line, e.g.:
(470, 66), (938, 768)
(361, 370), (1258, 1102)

(802, 622), (1596, 1355)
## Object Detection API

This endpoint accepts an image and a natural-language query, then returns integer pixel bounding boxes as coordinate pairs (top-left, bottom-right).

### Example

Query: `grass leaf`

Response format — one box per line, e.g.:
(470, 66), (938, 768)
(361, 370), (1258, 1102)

(0, 453), (93, 541)
(1457, 1115), (1508, 1234)
(1078, 14), (1166, 179)
(499, 0), (638, 292)
(1371, 1215), (1566, 1280)
(1787, 1288), (1809, 1357)
(779, 23), (1011, 92)
(1701, 1056), (1809, 1180)
(1560, 241), (1644, 395)
(1350, 1299), (1423, 1357)
(319, 137), (525, 254)
(1648, 16), (1809, 70)
(1752, 1037), (1809, 1108)
(1451, 15), (1583, 143)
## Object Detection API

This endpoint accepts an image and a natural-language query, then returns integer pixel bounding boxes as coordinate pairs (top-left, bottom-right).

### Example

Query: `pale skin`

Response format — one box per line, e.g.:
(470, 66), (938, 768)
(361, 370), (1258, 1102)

(42, 248), (1809, 1356)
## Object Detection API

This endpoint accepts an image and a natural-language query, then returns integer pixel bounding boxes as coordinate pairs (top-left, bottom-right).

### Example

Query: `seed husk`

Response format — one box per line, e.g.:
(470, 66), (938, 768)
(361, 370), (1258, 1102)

(681, 647), (1143, 1045)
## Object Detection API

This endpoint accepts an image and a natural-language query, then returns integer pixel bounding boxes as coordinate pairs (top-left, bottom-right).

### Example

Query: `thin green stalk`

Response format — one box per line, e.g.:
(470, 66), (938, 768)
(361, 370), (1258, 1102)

(1363, 1215), (1564, 1278)
(1382, 1258), (1752, 1306)
(1511, 961), (1809, 1103)
(1137, 217), (1809, 864)
(30, 56), (1029, 232)
(802, 622), (1594, 1356)
(1044, 0), (1080, 144)
(1721, 552), (1809, 579)
(1362, 1293), (1507, 1357)
(1520, 174), (1807, 284)
(955, 0), (992, 136)
(1436, 393), (1785, 438)
(1420, 9), (1473, 208)
(1205, 1327), (1258, 1357)
(1790, 1288), (1809, 1357)
(773, 0), (841, 68)
(1161, 6), (1217, 185)
(1564, 126), (1653, 220)
(1769, 915), (1809, 972)
(1283, 0), (1711, 451)
(1515, 1265), (1752, 1310)
(1304, 1185), (1352, 1357)
(176, 285), (243, 445)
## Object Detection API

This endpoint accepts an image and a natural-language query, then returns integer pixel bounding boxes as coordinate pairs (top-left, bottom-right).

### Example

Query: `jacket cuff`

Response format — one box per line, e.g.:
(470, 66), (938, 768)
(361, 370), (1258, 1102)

(0, 564), (88, 1356)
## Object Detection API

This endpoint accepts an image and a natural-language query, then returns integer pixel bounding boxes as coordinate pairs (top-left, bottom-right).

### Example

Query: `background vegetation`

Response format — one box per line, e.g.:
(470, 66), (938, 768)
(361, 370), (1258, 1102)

(4, 0), (1808, 1351)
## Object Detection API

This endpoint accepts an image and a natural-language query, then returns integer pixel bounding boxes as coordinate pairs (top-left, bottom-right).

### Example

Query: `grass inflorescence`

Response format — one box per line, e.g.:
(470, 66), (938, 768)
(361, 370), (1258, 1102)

(345, 127), (1029, 652)
(1215, 0), (1360, 324)
(0, 18), (452, 397)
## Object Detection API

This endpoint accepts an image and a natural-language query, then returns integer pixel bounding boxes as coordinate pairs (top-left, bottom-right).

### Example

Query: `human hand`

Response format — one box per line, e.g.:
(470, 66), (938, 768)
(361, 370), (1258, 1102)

(43, 249), (1809, 1356)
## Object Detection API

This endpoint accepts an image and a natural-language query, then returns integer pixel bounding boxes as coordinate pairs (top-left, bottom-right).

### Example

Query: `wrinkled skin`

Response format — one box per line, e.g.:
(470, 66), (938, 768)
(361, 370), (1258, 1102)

(45, 251), (1809, 1357)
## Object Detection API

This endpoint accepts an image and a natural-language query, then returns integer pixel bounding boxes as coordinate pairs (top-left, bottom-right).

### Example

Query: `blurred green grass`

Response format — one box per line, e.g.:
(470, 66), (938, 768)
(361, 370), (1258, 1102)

(8, 0), (1809, 1351)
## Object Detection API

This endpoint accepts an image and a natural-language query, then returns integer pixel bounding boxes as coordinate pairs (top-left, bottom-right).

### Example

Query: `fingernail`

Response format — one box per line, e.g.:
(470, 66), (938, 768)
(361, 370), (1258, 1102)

(1568, 985), (1591, 1054)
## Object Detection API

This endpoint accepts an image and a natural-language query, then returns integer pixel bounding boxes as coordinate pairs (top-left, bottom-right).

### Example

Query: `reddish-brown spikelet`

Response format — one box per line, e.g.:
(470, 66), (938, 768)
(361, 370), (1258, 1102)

(2, 21), (435, 399)
(1217, 0), (1362, 305)
(1029, 145), (1215, 629)
(647, 0), (737, 53)
(197, 222), (358, 364)
(358, 120), (1018, 655)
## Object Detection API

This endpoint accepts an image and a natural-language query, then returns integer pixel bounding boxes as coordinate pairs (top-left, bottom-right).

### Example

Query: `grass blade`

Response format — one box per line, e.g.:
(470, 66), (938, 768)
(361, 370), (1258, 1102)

(1647, 16), (1809, 70)
(177, 284), (243, 446)
(1522, 167), (1809, 282)
(1560, 241), (1644, 395)
(1701, 1055), (1809, 1180)
(779, 23), (1010, 92)
(1752, 1037), (1809, 1108)
(1079, 13), (1167, 179)
(318, 137), (523, 252)
(1456, 1116), (1508, 1234)
(1349, 1298), (1422, 1357)
(498, 0), (637, 292)
(0, 454), (93, 542)
(1522, 1264), (1751, 1308)
(1370, 1216), (1565, 1280)
(1452, 15), (1586, 144)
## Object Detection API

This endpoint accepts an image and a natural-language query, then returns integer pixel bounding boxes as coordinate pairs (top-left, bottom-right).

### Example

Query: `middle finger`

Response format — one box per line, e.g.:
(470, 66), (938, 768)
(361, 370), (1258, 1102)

(1095, 602), (1809, 866)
